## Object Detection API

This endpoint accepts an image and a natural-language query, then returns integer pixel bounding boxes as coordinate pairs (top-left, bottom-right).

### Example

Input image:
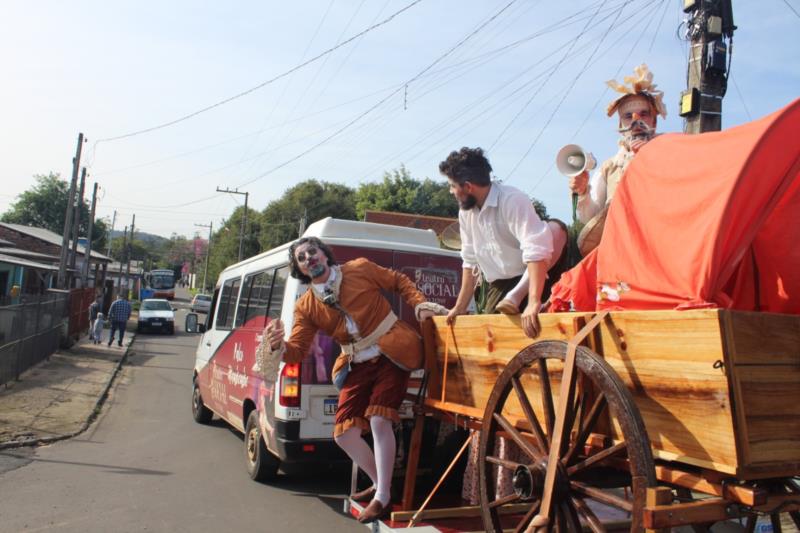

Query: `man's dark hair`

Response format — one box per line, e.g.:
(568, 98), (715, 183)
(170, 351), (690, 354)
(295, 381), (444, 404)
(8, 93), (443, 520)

(288, 237), (337, 283)
(438, 147), (493, 187)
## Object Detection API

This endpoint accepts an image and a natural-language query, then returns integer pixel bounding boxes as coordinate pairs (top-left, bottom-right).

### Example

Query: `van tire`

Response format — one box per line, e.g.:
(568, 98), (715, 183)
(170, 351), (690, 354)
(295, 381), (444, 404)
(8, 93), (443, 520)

(245, 410), (279, 482)
(192, 381), (213, 424)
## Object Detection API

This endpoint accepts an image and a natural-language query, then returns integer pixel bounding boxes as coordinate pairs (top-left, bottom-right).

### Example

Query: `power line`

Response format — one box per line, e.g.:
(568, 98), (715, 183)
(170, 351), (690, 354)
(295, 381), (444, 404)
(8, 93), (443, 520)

(235, 0), (521, 188)
(91, 0), (425, 146)
(781, 0), (800, 19)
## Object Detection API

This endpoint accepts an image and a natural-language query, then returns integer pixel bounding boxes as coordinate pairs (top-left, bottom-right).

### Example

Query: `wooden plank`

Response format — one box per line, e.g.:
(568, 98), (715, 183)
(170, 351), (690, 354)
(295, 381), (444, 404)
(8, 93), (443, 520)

(643, 498), (738, 529)
(391, 502), (531, 522)
(723, 310), (800, 365)
(652, 463), (767, 506)
(428, 311), (741, 475)
(645, 487), (673, 533)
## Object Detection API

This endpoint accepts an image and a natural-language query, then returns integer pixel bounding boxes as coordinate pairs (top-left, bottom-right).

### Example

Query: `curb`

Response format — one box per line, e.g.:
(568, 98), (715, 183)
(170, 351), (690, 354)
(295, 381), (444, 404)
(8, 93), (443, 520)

(0, 334), (136, 451)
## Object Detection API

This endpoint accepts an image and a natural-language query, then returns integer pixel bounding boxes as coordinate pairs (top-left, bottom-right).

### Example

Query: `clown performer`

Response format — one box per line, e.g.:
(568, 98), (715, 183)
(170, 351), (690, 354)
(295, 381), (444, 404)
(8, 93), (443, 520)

(569, 63), (667, 254)
(255, 237), (447, 523)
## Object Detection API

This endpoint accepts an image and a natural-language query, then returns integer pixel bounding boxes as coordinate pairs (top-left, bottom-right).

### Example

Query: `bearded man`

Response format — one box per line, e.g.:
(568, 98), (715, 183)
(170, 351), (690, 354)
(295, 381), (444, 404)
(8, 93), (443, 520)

(570, 64), (667, 252)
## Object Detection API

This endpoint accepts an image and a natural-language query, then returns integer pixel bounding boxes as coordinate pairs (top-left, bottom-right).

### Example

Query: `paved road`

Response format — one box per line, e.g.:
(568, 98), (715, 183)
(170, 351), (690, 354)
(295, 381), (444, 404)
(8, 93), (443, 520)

(0, 289), (363, 532)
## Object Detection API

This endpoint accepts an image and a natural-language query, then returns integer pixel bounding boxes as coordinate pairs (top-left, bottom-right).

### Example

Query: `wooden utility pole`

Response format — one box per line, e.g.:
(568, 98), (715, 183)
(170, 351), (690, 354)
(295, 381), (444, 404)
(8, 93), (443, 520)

(82, 182), (98, 287)
(68, 168), (86, 284)
(119, 225), (128, 297)
(125, 215), (135, 298)
(106, 209), (117, 257)
(195, 222), (213, 292)
(57, 133), (84, 289)
(681, 0), (736, 133)
(216, 187), (248, 262)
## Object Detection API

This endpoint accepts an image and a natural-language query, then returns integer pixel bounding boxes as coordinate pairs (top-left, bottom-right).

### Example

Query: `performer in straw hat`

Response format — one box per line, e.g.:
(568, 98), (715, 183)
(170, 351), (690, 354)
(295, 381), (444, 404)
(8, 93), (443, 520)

(570, 63), (667, 254)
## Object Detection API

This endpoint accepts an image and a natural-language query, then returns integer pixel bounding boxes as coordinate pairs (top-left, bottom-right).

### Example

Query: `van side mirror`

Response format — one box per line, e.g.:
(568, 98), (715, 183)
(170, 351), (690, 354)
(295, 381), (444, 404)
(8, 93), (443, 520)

(185, 313), (200, 333)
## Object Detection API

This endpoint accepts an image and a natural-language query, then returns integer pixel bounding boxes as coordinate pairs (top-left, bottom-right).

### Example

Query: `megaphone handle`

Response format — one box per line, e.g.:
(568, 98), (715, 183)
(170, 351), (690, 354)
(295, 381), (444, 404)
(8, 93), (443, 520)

(571, 193), (578, 224)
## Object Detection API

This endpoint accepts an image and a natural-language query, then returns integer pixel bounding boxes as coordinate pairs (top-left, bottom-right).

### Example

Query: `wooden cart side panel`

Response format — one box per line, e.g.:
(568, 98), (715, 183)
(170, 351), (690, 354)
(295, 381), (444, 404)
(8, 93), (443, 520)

(597, 311), (738, 474)
(721, 310), (800, 477)
(425, 311), (740, 475)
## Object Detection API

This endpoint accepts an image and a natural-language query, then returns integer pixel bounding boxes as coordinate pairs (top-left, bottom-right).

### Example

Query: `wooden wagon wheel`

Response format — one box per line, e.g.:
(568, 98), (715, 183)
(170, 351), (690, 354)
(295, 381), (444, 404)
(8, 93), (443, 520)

(478, 340), (656, 532)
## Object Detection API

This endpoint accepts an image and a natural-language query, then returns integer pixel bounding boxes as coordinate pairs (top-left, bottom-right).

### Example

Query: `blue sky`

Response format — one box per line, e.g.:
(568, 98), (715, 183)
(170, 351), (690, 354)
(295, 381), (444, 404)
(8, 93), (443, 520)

(2, 1), (798, 239)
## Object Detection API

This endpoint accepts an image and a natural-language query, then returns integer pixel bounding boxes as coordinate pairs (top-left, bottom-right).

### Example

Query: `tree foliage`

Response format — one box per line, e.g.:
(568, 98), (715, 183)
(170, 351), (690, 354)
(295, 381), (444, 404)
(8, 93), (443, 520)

(1, 173), (108, 251)
(354, 166), (457, 219)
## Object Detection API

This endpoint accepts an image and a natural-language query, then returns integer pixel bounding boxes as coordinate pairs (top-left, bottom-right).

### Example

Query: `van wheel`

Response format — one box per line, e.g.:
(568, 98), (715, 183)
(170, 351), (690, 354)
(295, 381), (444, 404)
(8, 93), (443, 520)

(245, 410), (279, 482)
(192, 381), (213, 424)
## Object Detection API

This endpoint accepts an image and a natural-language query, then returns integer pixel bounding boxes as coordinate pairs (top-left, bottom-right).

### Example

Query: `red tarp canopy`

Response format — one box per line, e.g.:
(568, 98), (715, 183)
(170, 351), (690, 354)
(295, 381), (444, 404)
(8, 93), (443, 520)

(550, 98), (800, 314)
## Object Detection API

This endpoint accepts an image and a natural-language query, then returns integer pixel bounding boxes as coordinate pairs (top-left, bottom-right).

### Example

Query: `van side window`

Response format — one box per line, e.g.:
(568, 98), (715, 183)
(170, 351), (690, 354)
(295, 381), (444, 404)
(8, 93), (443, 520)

(215, 277), (241, 330)
(206, 287), (220, 328)
(267, 266), (289, 319)
(236, 270), (271, 329)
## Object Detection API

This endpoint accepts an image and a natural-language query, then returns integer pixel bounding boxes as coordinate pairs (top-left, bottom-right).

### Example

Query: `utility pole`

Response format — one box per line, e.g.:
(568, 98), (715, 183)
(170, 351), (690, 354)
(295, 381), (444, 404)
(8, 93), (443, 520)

(68, 168), (86, 286)
(58, 133), (84, 289)
(298, 208), (308, 237)
(83, 182), (98, 287)
(216, 187), (249, 262)
(125, 215), (135, 298)
(106, 209), (117, 257)
(195, 222), (213, 292)
(680, 0), (736, 133)
(119, 226), (128, 297)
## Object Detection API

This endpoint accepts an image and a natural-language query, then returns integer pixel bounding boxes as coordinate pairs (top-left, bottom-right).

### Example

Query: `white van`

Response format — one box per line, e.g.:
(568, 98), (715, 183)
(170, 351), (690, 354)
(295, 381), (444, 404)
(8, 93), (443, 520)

(190, 218), (461, 481)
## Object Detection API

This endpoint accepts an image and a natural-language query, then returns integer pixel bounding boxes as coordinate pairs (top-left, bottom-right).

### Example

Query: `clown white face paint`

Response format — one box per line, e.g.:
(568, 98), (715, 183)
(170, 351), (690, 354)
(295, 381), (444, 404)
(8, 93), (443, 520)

(617, 95), (657, 142)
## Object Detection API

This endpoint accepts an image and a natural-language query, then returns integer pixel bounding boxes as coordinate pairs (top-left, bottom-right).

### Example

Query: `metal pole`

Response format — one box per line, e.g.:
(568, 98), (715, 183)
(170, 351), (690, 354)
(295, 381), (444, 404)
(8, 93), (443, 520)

(106, 209), (116, 257)
(195, 222), (213, 292)
(58, 133), (84, 289)
(125, 214), (135, 298)
(216, 187), (249, 263)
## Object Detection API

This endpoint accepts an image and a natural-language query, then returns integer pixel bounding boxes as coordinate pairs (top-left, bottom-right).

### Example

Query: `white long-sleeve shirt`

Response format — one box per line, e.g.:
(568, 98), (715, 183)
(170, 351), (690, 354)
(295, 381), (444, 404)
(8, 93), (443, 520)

(459, 182), (553, 283)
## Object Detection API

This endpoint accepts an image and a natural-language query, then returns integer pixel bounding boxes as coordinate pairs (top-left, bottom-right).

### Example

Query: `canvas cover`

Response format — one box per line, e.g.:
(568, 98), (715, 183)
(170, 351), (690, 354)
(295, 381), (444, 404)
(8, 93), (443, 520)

(550, 98), (800, 314)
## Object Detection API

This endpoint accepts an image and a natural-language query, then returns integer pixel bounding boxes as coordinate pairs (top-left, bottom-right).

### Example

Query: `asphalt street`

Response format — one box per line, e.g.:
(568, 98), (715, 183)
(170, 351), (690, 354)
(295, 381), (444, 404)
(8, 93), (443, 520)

(0, 290), (364, 533)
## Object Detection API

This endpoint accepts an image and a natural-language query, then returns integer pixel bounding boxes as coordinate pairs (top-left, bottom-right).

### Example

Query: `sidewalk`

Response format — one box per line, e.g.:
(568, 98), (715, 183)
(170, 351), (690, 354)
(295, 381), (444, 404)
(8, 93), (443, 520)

(0, 319), (136, 449)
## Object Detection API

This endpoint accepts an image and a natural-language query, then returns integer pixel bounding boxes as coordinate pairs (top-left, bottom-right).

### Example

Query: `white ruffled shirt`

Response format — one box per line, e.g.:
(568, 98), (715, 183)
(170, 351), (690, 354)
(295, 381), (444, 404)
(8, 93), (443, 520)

(312, 268), (380, 363)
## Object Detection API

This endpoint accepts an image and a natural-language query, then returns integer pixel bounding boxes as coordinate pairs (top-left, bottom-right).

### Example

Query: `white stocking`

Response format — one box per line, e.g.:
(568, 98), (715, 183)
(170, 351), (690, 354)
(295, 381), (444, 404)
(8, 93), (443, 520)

(370, 415), (395, 506)
(334, 427), (377, 489)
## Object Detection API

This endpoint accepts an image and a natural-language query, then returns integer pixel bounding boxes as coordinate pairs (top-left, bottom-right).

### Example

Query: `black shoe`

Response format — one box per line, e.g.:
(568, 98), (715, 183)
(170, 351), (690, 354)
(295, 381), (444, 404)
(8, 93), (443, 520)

(118, 341), (122, 347)
(107, 342), (112, 347)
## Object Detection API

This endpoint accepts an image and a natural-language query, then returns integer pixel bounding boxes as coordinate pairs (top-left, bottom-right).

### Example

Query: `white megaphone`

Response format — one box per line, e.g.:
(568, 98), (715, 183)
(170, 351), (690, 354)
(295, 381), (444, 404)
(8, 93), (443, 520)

(556, 144), (597, 177)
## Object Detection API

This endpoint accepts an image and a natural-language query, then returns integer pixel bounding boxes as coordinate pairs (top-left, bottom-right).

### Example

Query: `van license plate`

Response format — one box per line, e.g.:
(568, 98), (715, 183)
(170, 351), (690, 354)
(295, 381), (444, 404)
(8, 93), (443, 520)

(324, 399), (338, 416)
(152, 321), (162, 327)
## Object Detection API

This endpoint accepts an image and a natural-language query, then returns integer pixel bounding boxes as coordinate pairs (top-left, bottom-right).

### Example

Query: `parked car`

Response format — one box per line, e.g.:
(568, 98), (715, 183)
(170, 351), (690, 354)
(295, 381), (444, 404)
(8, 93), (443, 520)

(137, 299), (175, 334)
(190, 293), (212, 313)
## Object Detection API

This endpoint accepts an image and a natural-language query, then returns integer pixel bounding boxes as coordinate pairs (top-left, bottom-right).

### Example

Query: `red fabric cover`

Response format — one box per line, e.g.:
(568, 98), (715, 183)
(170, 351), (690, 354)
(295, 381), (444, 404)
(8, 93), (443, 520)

(549, 98), (800, 313)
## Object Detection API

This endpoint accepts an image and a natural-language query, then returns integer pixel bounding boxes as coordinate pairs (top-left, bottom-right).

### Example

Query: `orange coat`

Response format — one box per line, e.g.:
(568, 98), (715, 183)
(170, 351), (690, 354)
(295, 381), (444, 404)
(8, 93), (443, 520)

(283, 258), (427, 377)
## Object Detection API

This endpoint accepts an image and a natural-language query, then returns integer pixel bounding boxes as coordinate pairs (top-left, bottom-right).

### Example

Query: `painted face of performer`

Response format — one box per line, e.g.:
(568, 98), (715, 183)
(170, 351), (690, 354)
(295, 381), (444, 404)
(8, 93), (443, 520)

(294, 243), (329, 280)
(617, 95), (657, 141)
(448, 179), (478, 210)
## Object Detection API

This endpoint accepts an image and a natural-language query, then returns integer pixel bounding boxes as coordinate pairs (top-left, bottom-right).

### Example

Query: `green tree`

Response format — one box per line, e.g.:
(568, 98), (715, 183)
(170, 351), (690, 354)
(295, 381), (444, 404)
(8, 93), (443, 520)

(259, 180), (357, 251)
(354, 166), (458, 219)
(205, 206), (264, 289)
(2, 173), (108, 251)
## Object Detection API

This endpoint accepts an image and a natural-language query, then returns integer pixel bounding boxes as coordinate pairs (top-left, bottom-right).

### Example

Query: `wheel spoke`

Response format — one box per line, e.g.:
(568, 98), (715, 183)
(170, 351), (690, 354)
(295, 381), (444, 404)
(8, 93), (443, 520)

(555, 503), (567, 533)
(570, 480), (633, 512)
(511, 375), (548, 455)
(570, 496), (606, 533)
(770, 513), (783, 533)
(512, 499), (541, 533)
(492, 412), (542, 462)
(537, 358), (555, 441)
(562, 394), (607, 466)
(562, 501), (582, 533)
(488, 491), (521, 509)
(567, 441), (627, 476)
(486, 454), (523, 471)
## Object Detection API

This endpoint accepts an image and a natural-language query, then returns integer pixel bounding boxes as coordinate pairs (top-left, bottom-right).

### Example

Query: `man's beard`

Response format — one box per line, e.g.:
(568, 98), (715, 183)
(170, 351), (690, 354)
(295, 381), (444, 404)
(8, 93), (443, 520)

(459, 194), (478, 210)
(308, 263), (326, 278)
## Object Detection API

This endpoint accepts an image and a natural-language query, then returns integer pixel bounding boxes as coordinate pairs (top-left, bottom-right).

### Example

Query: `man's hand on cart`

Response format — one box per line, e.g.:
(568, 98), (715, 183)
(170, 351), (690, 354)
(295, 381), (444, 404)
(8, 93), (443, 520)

(445, 304), (468, 326)
(265, 319), (285, 350)
(520, 302), (541, 338)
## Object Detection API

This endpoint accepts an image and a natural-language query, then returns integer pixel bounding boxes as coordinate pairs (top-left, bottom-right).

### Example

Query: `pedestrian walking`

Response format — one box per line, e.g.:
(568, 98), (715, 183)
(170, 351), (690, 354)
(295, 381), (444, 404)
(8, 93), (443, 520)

(88, 295), (102, 340)
(92, 313), (106, 344)
(107, 293), (132, 347)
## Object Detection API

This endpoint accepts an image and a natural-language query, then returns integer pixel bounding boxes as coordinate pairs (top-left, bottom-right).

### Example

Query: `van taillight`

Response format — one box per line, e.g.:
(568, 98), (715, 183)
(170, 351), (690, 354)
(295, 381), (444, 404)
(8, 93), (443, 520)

(279, 363), (301, 407)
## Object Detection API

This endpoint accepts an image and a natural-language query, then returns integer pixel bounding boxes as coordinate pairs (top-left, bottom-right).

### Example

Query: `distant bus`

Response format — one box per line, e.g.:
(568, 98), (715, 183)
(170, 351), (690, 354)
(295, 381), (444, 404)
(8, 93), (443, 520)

(145, 269), (176, 300)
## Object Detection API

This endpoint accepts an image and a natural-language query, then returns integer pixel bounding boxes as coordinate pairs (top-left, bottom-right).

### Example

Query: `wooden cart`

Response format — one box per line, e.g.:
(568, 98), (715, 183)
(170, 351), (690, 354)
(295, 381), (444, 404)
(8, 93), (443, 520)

(394, 310), (800, 532)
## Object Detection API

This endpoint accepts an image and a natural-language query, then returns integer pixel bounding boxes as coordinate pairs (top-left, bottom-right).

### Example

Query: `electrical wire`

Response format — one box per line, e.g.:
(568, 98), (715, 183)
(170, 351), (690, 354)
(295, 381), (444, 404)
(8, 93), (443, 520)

(780, 0), (800, 19)
(90, 0), (425, 146)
